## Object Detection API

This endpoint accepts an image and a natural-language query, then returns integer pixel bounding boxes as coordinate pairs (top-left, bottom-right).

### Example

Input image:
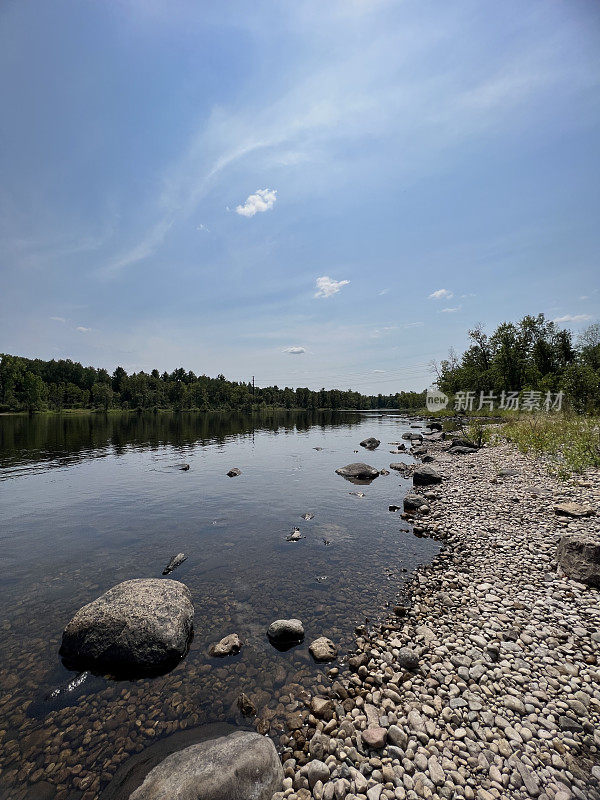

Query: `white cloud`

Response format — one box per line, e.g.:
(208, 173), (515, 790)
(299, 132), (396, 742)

(284, 346), (306, 354)
(235, 188), (277, 218)
(428, 288), (453, 300)
(76, 326), (92, 332)
(440, 306), (460, 313)
(50, 316), (66, 323)
(403, 321), (424, 329)
(372, 369), (386, 373)
(196, 223), (210, 232)
(378, 288), (389, 296)
(314, 275), (350, 298)
(553, 314), (593, 324)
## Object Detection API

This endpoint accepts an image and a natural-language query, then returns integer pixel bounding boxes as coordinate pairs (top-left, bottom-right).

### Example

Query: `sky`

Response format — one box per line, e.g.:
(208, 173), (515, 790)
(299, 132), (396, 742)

(1, 0), (599, 394)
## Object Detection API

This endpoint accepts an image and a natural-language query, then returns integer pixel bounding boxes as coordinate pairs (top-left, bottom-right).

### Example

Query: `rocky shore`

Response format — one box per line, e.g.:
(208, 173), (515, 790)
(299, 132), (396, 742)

(277, 437), (600, 800)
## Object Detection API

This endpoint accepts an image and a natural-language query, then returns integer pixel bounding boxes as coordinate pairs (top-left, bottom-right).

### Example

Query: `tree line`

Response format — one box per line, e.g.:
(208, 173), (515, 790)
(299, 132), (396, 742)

(0, 354), (426, 413)
(432, 315), (600, 412)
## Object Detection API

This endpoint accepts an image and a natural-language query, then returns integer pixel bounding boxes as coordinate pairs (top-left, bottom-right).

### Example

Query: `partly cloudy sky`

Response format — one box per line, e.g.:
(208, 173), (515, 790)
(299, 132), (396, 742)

(1, 0), (599, 393)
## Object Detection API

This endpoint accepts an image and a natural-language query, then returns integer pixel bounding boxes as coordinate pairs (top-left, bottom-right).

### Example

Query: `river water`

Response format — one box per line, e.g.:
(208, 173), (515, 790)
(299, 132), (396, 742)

(0, 410), (438, 800)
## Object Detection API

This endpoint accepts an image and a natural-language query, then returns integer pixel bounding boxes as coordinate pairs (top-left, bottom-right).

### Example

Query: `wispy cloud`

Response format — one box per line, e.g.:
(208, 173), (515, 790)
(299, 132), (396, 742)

(440, 306), (461, 313)
(196, 223), (210, 232)
(428, 288), (453, 300)
(76, 326), (92, 332)
(378, 288), (389, 296)
(314, 276), (350, 298)
(284, 345), (306, 354)
(50, 316), (66, 323)
(553, 314), (593, 323)
(403, 321), (424, 329)
(235, 188), (277, 218)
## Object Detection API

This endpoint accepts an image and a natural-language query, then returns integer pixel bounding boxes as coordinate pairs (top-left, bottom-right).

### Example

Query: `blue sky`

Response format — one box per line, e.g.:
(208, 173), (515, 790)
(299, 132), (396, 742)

(1, 0), (599, 393)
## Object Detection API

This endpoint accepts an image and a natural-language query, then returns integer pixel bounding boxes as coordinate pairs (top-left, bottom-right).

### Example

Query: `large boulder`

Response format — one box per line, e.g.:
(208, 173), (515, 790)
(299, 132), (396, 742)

(557, 534), (600, 587)
(60, 579), (193, 677)
(359, 437), (380, 450)
(413, 466), (442, 486)
(128, 731), (283, 800)
(267, 619), (304, 645)
(403, 493), (423, 512)
(335, 463), (379, 480)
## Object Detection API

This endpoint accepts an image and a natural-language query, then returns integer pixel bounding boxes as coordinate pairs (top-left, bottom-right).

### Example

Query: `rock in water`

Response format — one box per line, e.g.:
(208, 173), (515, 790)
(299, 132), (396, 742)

(162, 553), (187, 575)
(301, 512), (315, 520)
(60, 579), (194, 677)
(208, 633), (242, 657)
(267, 618), (304, 645)
(179, 464), (190, 471)
(557, 533), (600, 586)
(237, 692), (257, 717)
(226, 468), (241, 477)
(128, 731), (283, 800)
(335, 463), (379, 479)
(309, 637), (338, 662)
(360, 437), (380, 450)
(286, 527), (302, 542)
(403, 493), (423, 512)
(413, 465), (443, 486)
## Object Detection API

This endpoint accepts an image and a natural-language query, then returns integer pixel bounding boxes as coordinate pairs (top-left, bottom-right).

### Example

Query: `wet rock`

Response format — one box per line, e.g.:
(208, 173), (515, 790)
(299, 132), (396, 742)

(267, 618), (305, 645)
(179, 464), (190, 471)
(301, 512), (315, 520)
(309, 637), (338, 662)
(403, 493), (423, 512)
(60, 579), (194, 677)
(426, 422), (442, 431)
(226, 468), (241, 477)
(237, 692), (257, 717)
(349, 491), (365, 497)
(413, 465), (442, 486)
(162, 553), (187, 575)
(286, 527), (302, 542)
(311, 697), (334, 720)
(208, 633), (241, 658)
(128, 730), (283, 800)
(335, 463), (379, 480)
(554, 502), (595, 518)
(360, 437), (381, 450)
(557, 533), (600, 586)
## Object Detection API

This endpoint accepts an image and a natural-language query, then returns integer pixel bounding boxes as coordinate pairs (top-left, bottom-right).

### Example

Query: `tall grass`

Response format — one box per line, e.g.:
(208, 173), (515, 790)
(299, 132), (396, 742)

(503, 413), (600, 478)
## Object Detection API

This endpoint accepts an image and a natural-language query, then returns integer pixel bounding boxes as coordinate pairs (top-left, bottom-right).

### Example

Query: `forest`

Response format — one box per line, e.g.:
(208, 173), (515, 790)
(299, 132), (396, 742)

(0, 353), (425, 413)
(432, 315), (600, 412)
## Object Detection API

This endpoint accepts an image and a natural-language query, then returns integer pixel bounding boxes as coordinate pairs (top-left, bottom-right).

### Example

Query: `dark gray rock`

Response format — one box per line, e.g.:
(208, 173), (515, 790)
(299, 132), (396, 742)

(360, 437), (380, 450)
(226, 468), (241, 477)
(162, 553), (187, 575)
(128, 731), (283, 800)
(335, 463), (379, 480)
(450, 437), (477, 449)
(448, 445), (478, 455)
(267, 618), (304, 643)
(413, 466), (443, 486)
(557, 533), (600, 587)
(397, 647), (419, 671)
(426, 422), (443, 431)
(403, 493), (423, 512)
(60, 579), (193, 677)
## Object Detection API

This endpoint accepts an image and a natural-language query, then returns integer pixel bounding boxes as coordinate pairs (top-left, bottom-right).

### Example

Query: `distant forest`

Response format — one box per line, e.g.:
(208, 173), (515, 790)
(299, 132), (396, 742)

(432, 315), (600, 412)
(0, 353), (425, 413)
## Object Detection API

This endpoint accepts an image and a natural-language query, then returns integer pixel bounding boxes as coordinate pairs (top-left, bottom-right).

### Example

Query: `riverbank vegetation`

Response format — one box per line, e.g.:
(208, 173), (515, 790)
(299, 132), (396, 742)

(0, 353), (425, 413)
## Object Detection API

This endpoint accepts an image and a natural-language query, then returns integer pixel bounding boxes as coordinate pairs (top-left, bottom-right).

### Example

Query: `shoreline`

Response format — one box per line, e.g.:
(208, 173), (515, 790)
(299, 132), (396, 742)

(278, 437), (600, 800)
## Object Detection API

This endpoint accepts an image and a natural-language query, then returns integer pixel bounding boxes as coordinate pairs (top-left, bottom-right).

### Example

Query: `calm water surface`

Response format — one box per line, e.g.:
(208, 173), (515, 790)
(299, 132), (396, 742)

(0, 410), (438, 800)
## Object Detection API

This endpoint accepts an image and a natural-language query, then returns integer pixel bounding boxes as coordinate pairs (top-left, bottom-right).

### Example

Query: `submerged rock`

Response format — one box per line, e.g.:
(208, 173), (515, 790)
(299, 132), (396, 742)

(208, 633), (241, 658)
(335, 462), (379, 480)
(359, 437), (381, 450)
(60, 579), (193, 677)
(236, 692), (256, 717)
(128, 731), (283, 800)
(162, 553), (187, 575)
(557, 533), (600, 586)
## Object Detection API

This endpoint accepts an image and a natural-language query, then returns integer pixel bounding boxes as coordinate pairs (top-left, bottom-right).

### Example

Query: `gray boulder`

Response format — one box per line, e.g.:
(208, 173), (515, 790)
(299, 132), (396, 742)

(397, 647), (419, 671)
(227, 468), (242, 477)
(335, 463), (379, 480)
(557, 534), (600, 587)
(209, 633), (242, 658)
(128, 731), (283, 800)
(413, 466), (442, 486)
(309, 637), (338, 662)
(60, 579), (193, 676)
(403, 493), (423, 512)
(360, 437), (380, 450)
(448, 445), (478, 455)
(267, 618), (304, 643)
(426, 422), (443, 431)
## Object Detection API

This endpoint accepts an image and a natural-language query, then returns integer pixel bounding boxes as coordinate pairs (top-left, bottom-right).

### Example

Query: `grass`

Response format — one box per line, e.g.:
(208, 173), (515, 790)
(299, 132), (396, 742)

(503, 413), (600, 478)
